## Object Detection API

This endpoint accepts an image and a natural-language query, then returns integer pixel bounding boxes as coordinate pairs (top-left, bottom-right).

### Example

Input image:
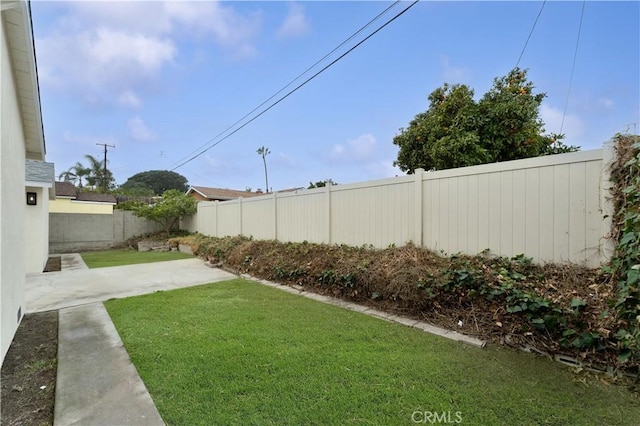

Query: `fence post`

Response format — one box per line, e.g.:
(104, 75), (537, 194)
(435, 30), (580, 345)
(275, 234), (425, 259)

(239, 197), (243, 237)
(195, 202), (200, 235)
(273, 191), (278, 241)
(601, 142), (616, 264)
(326, 182), (332, 245)
(215, 200), (219, 237)
(414, 168), (424, 247)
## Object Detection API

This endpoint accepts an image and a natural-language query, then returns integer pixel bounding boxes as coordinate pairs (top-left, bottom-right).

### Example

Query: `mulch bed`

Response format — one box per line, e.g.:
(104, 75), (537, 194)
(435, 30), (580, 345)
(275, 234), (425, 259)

(43, 256), (61, 273)
(1, 311), (58, 426)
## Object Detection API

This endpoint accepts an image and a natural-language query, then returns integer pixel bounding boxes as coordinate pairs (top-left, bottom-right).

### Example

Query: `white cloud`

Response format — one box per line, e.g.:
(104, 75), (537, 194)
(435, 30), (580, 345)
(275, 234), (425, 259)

(118, 90), (142, 108)
(164, 1), (261, 59)
(365, 160), (404, 178)
(598, 98), (615, 109)
(277, 2), (310, 39)
(36, 27), (176, 105)
(35, 1), (262, 106)
(204, 155), (229, 175)
(540, 103), (585, 141)
(440, 55), (469, 82)
(67, 2), (172, 35)
(128, 116), (157, 142)
(90, 28), (175, 71)
(331, 134), (377, 162)
(273, 152), (298, 168)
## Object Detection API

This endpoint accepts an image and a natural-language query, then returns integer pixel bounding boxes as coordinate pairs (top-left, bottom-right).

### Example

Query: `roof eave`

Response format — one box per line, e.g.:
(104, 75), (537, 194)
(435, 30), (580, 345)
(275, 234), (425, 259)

(3, 0), (46, 159)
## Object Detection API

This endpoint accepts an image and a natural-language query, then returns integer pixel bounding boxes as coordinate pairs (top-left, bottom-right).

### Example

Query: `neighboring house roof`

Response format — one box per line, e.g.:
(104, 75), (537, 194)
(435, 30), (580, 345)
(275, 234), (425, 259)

(2, 0), (46, 160)
(53, 181), (116, 204)
(275, 187), (305, 193)
(187, 185), (306, 201)
(76, 192), (116, 204)
(55, 181), (76, 197)
(187, 186), (260, 201)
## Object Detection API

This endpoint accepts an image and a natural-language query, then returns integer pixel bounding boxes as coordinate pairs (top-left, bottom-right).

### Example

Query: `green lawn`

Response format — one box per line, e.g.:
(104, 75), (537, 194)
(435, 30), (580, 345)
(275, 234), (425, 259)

(105, 279), (640, 425)
(80, 248), (193, 268)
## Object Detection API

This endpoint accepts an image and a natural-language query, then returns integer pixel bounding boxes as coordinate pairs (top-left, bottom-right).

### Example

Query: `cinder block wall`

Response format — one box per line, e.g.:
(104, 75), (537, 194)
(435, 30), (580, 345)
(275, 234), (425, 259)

(49, 210), (163, 253)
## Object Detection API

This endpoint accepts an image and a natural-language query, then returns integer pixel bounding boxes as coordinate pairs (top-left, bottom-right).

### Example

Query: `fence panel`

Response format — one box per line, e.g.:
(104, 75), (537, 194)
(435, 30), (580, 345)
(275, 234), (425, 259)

(421, 149), (604, 266)
(242, 197), (275, 240)
(331, 178), (415, 248)
(217, 200), (241, 237)
(276, 190), (328, 243)
(194, 202), (218, 236)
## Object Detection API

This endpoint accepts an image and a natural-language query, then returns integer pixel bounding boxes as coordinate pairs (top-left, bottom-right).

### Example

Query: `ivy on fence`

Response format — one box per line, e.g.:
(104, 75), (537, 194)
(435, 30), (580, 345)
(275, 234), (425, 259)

(607, 134), (640, 364)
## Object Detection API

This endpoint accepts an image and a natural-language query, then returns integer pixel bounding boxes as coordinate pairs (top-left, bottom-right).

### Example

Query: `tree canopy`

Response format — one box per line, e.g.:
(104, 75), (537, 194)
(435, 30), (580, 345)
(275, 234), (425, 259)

(132, 189), (197, 237)
(393, 68), (578, 172)
(121, 170), (188, 196)
(58, 155), (114, 192)
(308, 179), (338, 189)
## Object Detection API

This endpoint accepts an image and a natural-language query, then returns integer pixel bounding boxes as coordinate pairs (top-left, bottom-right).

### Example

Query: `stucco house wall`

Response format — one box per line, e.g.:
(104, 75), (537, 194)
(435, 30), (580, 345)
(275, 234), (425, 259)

(1, 1), (52, 365)
(24, 186), (50, 273)
(49, 198), (114, 214)
(25, 159), (54, 273)
(1, 11), (28, 363)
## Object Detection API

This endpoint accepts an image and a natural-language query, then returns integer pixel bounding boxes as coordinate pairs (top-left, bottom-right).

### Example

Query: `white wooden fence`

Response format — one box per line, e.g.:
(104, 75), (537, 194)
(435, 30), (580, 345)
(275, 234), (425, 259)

(183, 146), (614, 267)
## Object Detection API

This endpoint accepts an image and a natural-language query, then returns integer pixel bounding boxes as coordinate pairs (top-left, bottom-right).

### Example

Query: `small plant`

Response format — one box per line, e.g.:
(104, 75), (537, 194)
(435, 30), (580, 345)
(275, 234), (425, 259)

(319, 269), (337, 285)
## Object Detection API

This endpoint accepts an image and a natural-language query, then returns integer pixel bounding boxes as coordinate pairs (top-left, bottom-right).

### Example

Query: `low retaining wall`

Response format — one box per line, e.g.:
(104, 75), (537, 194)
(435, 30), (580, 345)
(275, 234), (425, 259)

(49, 211), (163, 253)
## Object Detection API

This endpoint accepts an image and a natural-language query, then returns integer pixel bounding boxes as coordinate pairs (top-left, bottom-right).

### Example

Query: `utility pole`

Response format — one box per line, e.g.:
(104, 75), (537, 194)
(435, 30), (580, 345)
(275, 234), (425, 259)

(96, 143), (115, 191)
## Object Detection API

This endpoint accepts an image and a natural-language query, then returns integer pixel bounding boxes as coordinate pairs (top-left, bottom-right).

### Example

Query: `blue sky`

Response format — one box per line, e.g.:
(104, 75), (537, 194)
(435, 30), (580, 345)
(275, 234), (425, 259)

(32, 1), (639, 192)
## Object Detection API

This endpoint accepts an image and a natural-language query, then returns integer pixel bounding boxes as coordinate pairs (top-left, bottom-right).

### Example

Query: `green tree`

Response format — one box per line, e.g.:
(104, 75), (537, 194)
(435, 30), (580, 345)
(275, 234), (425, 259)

(393, 68), (578, 172)
(112, 182), (155, 196)
(132, 189), (197, 237)
(257, 146), (271, 193)
(58, 162), (91, 188)
(121, 170), (188, 196)
(84, 154), (115, 191)
(308, 179), (338, 189)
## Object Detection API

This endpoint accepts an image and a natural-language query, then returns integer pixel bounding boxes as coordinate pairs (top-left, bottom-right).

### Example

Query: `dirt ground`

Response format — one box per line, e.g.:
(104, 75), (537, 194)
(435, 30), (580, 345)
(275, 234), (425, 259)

(1, 311), (58, 426)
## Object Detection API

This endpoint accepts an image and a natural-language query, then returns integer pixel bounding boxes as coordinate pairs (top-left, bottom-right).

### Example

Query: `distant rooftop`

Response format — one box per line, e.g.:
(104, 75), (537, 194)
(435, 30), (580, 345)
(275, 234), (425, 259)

(54, 181), (116, 204)
(187, 186), (261, 201)
(187, 185), (305, 201)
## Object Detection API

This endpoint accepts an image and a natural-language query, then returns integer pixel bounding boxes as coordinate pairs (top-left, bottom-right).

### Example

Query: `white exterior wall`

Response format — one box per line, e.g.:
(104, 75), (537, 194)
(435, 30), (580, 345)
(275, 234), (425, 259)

(1, 15), (27, 361)
(192, 149), (611, 268)
(25, 186), (50, 273)
(49, 198), (114, 214)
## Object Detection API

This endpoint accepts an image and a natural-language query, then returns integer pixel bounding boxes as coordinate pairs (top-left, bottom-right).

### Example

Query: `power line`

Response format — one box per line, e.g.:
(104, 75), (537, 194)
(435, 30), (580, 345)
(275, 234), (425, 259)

(560, 0), (586, 135)
(171, 1), (404, 168)
(515, 1), (546, 68)
(171, 0), (420, 171)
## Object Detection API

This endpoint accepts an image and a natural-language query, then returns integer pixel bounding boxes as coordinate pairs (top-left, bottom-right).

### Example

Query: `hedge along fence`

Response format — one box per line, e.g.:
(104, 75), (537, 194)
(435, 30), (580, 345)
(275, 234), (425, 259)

(607, 134), (640, 365)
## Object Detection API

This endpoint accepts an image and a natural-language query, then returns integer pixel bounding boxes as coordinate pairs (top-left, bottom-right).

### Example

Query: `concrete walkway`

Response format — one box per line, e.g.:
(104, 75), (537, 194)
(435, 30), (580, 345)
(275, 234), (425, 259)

(26, 255), (236, 313)
(26, 254), (236, 426)
(55, 303), (165, 425)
